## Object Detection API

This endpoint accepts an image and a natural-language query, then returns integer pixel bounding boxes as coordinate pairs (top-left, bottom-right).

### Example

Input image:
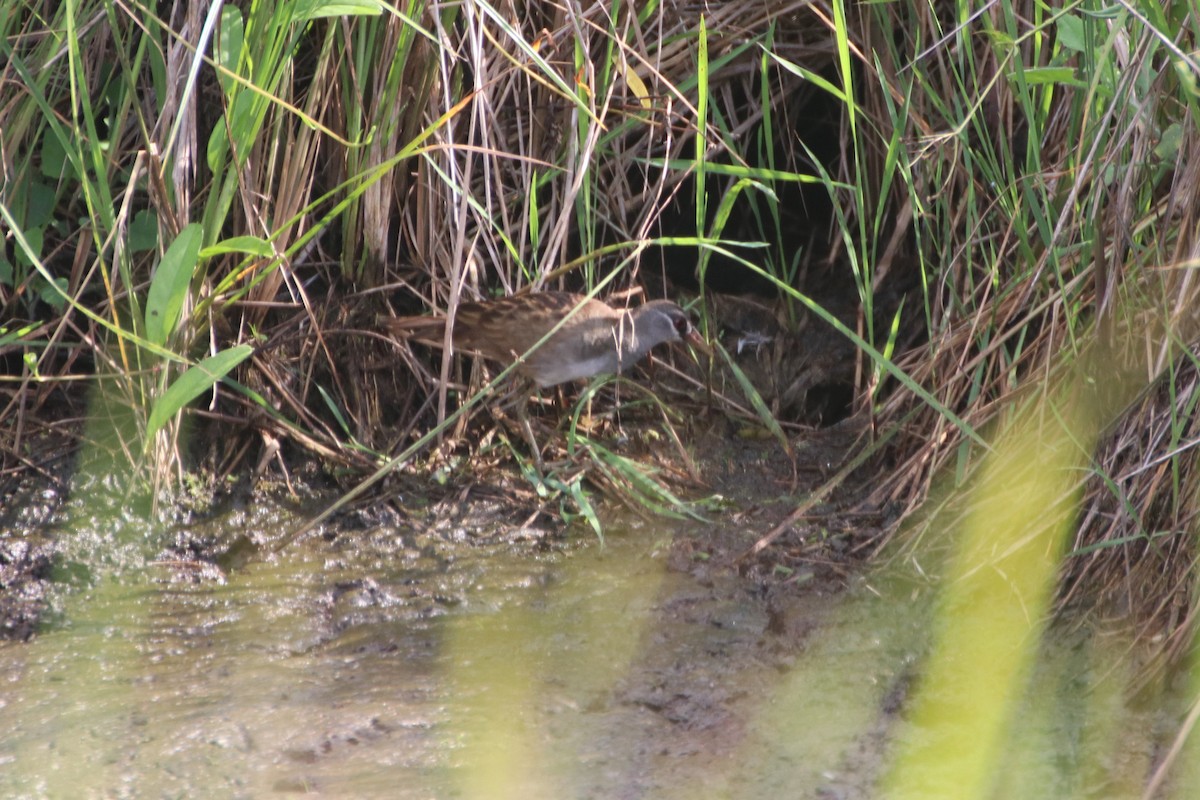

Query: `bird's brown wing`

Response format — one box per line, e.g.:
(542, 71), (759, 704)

(384, 293), (622, 380)
(453, 292), (609, 360)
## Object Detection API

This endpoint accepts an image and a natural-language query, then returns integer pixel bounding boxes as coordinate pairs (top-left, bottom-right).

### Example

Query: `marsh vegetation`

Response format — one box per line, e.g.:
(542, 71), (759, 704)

(3, 0), (1200, 795)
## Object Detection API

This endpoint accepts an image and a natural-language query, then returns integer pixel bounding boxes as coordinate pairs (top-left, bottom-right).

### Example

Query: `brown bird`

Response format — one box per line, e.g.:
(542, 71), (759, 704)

(386, 291), (707, 387)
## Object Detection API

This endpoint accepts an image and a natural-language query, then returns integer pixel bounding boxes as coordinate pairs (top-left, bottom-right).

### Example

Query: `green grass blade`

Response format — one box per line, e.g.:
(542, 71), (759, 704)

(714, 340), (792, 459)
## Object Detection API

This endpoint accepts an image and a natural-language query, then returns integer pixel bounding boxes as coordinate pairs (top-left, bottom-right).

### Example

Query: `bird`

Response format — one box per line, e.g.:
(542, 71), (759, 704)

(385, 291), (708, 387)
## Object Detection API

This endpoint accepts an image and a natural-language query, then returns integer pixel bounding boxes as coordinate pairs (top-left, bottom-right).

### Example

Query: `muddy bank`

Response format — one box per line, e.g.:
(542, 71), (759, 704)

(0, 485), (904, 799)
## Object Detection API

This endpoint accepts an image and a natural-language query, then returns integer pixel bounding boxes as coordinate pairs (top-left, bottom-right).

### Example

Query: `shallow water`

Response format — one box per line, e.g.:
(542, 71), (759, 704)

(0, 499), (1184, 799)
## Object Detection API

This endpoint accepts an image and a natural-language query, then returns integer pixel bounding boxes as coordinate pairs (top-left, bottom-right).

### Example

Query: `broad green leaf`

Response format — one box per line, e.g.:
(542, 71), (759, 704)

(146, 223), (203, 346)
(146, 345), (253, 441)
(214, 6), (243, 95)
(129, 210), (159, 252)
(26, 180), (56, 228)
(200, 235), (275, 258)
(39, 130), (71, 179)
(1154, 123), (1183, 160)
(291, 0), (386, 21)
(37, 276), (68, 310)
(1056, 15), (1086, 53)
(207, 91), (254, 173)
(1021, 66), (1083, 86)
(15, 227), (43, 267)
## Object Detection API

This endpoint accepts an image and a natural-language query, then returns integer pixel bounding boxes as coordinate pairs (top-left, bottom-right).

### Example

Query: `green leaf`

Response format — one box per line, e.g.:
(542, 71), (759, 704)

(1022, 66), (1083, 86)
(1056, 15), (1086, 53)
(146, 345), (254, 441)
(26, 181), (56, 228)
(588, 440), (707, 522)
(317, 383), (352, 436)
(1154, 123), (1183, 160)
(15, 227), (43, 267)
(200, 235), (275, 258)
(765, 48), (845, 101)
(291, 0), (386, 21)
(207, 91), (254, 173)
(214, 6), (244, 96)
(566, 477), (603, 541)
(37, 276), (69, 310)
(1175, 58), (1199, 97)
(39, 130), (71, 179)
(714, 340), (792, 460)
(0, 323), (37, 346)
(129, 210), (159, 253)
(146, 223), (203, 346)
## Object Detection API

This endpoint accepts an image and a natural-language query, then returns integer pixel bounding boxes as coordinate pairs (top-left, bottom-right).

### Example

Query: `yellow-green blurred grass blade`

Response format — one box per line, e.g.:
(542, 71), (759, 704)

(883, 321), (1161, 797)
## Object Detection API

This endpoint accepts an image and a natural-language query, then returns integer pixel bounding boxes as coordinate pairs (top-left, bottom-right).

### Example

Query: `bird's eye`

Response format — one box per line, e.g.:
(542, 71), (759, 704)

(674, 315), (691, 335)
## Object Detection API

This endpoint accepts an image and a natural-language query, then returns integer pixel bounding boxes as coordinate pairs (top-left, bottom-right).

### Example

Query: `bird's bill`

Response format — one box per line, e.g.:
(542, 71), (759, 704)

(683, 329), (713, 357)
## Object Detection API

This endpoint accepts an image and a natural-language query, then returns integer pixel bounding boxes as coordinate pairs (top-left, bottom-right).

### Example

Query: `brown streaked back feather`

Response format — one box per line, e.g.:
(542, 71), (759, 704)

(452, 293), (617, 362)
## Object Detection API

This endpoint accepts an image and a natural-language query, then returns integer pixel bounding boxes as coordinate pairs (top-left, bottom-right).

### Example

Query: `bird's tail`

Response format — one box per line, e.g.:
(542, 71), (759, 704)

(379, 314), (448, 346)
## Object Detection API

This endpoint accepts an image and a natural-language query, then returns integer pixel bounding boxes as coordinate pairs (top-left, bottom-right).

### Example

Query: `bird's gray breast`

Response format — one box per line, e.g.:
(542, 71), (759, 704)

(586, 316), (643, 371)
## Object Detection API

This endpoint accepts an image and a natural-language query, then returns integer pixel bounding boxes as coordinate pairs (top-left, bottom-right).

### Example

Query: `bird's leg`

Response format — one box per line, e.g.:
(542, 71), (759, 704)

(610, 379), (627, 443)
(515, 391), (545, 473)
(496, 378), (545, 472)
